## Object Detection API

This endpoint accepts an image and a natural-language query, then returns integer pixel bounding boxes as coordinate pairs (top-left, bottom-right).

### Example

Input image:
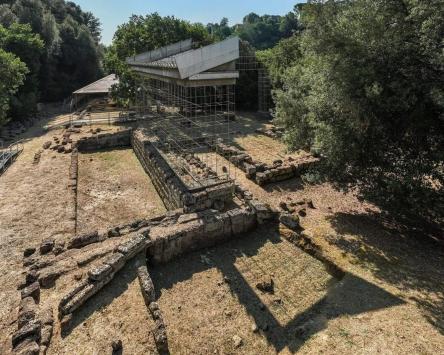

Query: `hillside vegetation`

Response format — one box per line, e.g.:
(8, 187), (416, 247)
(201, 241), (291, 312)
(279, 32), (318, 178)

(0, 0), (103, 124)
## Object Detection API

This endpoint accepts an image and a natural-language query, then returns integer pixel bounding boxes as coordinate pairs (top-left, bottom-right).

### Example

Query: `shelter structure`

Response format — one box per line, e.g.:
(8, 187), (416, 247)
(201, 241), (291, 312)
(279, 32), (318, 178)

(126, 37), (241, 187)
(71, 74), (119, 110)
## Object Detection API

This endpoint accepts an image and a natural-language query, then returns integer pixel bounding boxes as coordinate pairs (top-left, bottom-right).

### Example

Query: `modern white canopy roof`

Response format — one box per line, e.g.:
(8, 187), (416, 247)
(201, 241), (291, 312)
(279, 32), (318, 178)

(127, 37), (240, 82)
(73, 74), (118, 95)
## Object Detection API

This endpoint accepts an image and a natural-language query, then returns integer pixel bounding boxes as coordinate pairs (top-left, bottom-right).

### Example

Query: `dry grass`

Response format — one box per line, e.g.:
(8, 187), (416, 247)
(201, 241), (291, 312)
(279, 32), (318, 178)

(0, 110), (443, 354)
(49, 256), (157, 355)
(152, 226), (336, 354)
(77, 149), (166, 234)
(0, 120), (73, 351)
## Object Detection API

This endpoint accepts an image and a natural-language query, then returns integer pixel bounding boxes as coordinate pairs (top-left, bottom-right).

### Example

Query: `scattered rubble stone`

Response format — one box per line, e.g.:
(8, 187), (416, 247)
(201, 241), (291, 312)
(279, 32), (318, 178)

(26, 271), (38, 285)
(60, 314), (73, 335)
(12, 338), (39, 355)
(42, 141), (51, 150)
(17, 279), (28, 291)
(38, 269), (62, 288)
(39, 307), (54, 326)
(23, 257), (36, 267)
(251, 323), (259, 333)
(233, 335), (243, 348)
(21, 282), (40, 303)
(39, 239), (54, 255)
(23, 248), (36, 258)
(53, 240), (65, 255)
(33, 150), (43, 165)
(298, 208), (307, 217)
(279, 201), (288, 211)
(12, 320), (41, 348)
(17, 297), (37, 329)
(67, 231), (100, 249)
(111, 339), (122, 352)
(279, 212), (301, 231)
(256, 277), (274, 294)
(29, 259), (55, 271)
(305, 199), (315, 209)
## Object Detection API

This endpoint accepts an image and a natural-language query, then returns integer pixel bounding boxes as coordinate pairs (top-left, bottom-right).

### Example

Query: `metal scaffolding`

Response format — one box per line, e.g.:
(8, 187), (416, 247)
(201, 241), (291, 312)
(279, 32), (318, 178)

(127, 37), (273, 190)
(236, 53), (273, 114)
(132, 76), (238, 189)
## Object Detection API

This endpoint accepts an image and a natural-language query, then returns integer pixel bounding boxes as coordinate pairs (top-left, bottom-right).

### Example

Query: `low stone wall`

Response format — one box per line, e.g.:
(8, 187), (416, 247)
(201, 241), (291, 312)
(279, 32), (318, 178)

(68, 149), (78, 235)
(77, 128), (132, 152)
(137, 265), (169, 354)
(148, 208), (258, 264)
(216, 142), (319, 186)
(255, 125), (284, 139)
(132, 130), (234, 212)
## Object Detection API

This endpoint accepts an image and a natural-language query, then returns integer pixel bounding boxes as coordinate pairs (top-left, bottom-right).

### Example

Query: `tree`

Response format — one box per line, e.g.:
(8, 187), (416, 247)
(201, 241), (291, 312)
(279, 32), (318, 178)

(104, 13), (211, 104)
(0, 48), (28, 125)
(234, 11), (300, 49)
(0, 0), (103, 110)
(0, 4), (17, 26)
(271, 0), (444, 222)
(207, 18), (232, 41)
(0, 23), (44, 119)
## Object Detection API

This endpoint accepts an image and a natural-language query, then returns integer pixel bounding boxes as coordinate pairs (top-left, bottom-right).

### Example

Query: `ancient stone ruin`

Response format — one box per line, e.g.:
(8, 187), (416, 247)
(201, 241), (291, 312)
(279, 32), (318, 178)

(11, 37), (326, 354)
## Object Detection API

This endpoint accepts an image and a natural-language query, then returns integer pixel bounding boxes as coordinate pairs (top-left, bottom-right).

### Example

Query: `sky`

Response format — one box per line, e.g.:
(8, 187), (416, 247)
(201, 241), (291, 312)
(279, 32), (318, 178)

(71, 0), (303, 45)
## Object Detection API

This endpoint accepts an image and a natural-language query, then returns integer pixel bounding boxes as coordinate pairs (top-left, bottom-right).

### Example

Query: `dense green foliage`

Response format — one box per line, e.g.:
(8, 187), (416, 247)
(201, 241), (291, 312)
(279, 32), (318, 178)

(207, 10), (300, 49)
(0, 0), (103, 122)
(0, 48), (28, 125)
(104, 13), (211, 104)
(266, 0), (444, 221)
(0, 23), (44, 120)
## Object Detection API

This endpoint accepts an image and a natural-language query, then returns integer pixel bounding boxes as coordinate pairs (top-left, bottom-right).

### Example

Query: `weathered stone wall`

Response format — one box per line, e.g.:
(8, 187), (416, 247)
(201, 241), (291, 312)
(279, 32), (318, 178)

(132, 130), (234, 212)
(148, 208), (258, 264)
(77, 129), (132, 152)
(216, 142), (319, 186)
(68, 149), (79, 235)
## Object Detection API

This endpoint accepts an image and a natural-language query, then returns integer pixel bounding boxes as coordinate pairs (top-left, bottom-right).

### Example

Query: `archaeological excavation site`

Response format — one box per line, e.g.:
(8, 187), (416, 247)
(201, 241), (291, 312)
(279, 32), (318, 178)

(1, 35), (442, 355)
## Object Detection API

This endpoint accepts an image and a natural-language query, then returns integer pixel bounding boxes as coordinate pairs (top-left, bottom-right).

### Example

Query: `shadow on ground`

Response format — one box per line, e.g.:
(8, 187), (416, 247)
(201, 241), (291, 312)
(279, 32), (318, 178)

(151, 224), (404, 353)
(63, 256), (145, 337)
(328, 211), (444, 334)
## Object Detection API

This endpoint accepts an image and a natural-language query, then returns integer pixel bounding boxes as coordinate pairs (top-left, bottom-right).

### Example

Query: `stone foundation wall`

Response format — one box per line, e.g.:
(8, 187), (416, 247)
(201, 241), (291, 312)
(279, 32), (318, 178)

(148, 208), (258, 264)
(77, 129), (132, 152)
(216, 142), (319, 186)
(132, 130), (234, 212)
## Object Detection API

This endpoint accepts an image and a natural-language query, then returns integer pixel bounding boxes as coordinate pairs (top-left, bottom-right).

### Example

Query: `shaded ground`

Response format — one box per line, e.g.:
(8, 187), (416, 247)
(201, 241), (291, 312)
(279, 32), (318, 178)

(77, 149), (166, 234)
(152, 225), (442, 354)
(151, 226), (338, 354)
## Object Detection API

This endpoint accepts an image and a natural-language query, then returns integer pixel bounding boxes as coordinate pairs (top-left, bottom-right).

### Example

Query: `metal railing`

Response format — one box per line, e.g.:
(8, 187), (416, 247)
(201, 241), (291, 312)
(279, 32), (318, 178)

(0, 139), (24, 174)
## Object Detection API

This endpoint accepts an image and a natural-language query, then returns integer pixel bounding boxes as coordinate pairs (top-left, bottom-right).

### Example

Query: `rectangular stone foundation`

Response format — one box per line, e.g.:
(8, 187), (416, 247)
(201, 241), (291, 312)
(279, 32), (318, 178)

(132, 129), (234, 212)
